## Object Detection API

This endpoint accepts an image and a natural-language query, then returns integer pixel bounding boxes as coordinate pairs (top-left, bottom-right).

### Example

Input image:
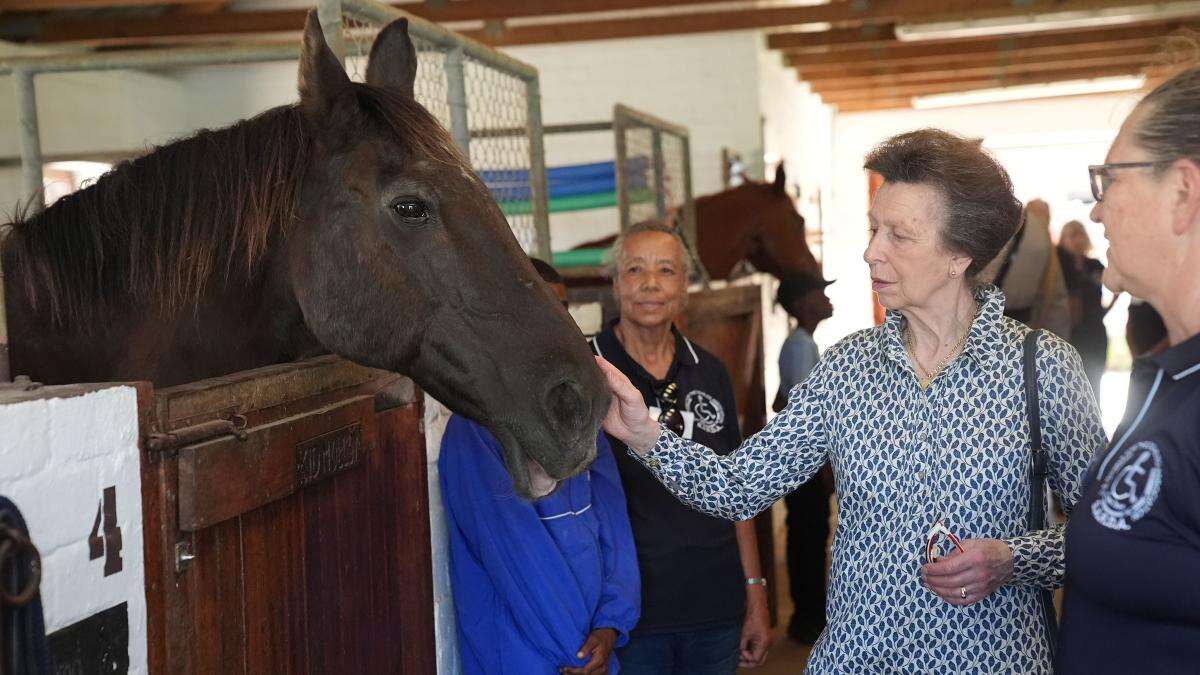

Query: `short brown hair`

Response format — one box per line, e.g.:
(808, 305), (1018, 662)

(864, 128), (1022, 280)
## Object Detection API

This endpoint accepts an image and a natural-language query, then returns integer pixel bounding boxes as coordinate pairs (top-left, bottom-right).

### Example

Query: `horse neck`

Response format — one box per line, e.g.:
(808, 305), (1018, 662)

(3, 240), (315, 387)
(695, 187), (757, 279)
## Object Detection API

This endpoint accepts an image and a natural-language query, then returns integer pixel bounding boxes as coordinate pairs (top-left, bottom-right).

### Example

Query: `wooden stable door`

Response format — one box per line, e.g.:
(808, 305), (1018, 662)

(138, 356), (434, 673)
(680, 283), (777, 623)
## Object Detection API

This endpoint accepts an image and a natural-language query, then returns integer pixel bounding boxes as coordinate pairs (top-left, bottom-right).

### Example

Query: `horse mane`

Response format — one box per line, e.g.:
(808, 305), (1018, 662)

(5, 81), (463, 325)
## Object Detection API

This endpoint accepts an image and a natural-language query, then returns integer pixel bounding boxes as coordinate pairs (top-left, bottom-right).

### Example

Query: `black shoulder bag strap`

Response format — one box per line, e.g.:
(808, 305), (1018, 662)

(1022, 330), (1059, 656)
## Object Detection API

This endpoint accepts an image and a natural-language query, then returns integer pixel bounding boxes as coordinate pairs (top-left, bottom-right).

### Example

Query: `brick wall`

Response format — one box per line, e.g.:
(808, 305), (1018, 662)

(0, 385), (147, 674)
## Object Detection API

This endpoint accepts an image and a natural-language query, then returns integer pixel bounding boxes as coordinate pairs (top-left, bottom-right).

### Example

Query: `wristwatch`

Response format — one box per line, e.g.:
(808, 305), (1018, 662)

(745, 577), (768, 587)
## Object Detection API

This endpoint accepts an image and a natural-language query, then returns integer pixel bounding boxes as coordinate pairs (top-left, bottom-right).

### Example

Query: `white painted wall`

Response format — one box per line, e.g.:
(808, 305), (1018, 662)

(0, 69), (197, 216)
(505, 31), (765, 250)
(822, 91), (1141, 348)
(0, 386), (146, 674)
(757, 46), (834, 248)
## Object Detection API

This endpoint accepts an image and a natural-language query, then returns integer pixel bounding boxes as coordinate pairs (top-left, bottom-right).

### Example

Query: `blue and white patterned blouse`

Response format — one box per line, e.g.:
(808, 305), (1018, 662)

(631, 285), (1107, 674)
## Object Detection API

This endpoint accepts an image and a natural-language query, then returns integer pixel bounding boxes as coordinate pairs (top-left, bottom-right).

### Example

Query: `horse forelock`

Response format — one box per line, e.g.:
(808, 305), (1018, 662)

(354, 83), (468, 172)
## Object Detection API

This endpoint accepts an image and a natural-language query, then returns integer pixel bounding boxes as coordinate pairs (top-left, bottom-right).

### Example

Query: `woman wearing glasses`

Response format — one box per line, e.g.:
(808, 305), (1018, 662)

(1057, 68), (1200, 673)
(589, 221), (772, 674)
(598, 129), (1106, 673)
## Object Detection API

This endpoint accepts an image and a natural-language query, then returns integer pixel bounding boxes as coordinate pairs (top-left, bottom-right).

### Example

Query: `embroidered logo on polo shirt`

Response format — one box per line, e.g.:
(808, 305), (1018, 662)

(684, 390), (725, 434)
(1091, 440), (1163, 531)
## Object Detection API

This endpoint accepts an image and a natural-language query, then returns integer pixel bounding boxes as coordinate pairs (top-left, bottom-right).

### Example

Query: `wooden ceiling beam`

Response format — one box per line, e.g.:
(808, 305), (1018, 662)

(21, 0), (1188, 46)
(793, 37), (1167, 74)
(3, 0), (219, 9)
(766, 23), (897, 52)
(10, 0), (755, 44)
(393, 0), (760, 22)
(816, 63), (1153, 104)
(788, 22), (1198, 73)
(1, 0), (747, 16)
(834, 98), (914, 113)
(31, 10), (306, 44)
(803, 46), (1163, 89)
(795, 41), (1165, 80)
(461, 0), (1195, 47)
(174, 2), (228, 15)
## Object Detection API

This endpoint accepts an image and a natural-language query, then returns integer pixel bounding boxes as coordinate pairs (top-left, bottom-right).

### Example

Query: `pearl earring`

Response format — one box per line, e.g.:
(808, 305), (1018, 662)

(950, 269), (958, 277)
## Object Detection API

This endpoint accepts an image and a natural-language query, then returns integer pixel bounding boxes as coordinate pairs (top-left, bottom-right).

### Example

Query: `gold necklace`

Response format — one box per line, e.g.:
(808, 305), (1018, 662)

(906, 316), (973, 389)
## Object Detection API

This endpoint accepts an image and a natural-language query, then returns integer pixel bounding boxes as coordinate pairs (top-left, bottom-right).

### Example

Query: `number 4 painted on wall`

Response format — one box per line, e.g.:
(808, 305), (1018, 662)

(88, 485), (123, 577)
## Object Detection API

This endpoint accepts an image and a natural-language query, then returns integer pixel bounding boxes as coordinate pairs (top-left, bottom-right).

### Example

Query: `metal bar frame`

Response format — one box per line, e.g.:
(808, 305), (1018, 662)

(525, 77), (551, 261)
(612, 103), (706, 281)
(1, 42), (302, 215)
(651, 129), (666, 219)
(613, 115), (631, 233)
(316, 0), (347, 63)
(444, 46), (471, 155)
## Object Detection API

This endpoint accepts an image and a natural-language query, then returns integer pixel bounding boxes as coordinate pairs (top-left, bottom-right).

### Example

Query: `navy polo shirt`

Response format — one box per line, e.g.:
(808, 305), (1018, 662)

(1058, 331), (1200, 674)
(590, 319), (746, 635)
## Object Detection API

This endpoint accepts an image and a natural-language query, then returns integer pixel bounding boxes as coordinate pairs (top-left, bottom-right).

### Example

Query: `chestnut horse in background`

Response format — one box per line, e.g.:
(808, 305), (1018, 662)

(1, 14), (607, 499)
(575, 164), (819, 280)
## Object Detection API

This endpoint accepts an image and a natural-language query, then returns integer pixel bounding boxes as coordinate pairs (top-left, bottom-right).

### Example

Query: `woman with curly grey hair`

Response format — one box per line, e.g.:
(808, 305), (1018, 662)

(596, 128), (1106, 673)
(1057, 67), (1200, 673)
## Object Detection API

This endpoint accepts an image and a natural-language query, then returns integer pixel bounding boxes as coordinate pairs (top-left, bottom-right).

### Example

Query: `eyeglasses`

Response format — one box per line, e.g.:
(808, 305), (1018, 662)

(924, 519), (965, 564)
(1088, 161), (1167, 202)
(651, 381), (686, 436)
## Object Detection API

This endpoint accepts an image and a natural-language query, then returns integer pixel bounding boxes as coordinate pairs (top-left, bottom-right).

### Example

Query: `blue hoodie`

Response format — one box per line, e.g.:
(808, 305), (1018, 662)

(439, 415), (640, 674)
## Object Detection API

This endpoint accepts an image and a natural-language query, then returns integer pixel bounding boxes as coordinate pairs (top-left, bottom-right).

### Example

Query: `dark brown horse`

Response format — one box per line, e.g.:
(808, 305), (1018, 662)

(575, 164), (819, 280)
(0, 14), (607, 499)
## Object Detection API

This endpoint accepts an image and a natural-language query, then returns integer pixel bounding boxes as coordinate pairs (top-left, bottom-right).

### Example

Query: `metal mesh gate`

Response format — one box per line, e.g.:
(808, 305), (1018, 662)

(338, 0), (550, 259)
(613, 104), (702, 279)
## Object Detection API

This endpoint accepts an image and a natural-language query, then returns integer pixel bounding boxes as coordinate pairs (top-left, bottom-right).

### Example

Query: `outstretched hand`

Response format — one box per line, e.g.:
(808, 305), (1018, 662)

(595, 356), (662, 455)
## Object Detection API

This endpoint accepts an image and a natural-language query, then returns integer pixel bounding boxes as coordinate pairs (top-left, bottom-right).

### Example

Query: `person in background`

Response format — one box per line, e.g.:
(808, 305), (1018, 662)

(1126, 298), (1170, 357)
(772, 271), (835, 645)
(592, 221), (772, 674)
(1057, 220), (1113, 397)
(439, 258), (640, 675)
(983, 199), (1072, 340)
(1058, 65), (1200, 673)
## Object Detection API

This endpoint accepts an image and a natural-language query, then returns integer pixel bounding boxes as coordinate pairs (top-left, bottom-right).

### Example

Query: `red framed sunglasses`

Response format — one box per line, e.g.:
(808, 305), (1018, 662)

(924, 519), (965, 564)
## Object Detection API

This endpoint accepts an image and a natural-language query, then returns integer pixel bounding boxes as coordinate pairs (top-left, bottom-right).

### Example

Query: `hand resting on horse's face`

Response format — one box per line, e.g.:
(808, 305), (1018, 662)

(595, 356), (663, 455)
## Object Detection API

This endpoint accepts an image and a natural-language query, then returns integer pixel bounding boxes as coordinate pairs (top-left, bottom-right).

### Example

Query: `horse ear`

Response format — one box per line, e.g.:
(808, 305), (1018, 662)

(298, 11), (355, 130)
(772, 163), (787, 194)
(366, 18), (418, 98)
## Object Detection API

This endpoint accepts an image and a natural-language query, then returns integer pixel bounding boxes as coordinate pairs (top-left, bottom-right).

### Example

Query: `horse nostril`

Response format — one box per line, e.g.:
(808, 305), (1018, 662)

(544, 378), (587, 434)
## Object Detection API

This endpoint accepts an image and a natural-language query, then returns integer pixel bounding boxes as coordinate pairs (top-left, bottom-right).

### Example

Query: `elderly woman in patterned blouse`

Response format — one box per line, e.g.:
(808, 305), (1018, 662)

(596, 128), (1107, 674)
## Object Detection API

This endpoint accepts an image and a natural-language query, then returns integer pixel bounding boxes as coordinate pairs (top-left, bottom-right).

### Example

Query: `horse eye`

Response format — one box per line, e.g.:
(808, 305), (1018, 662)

(391, 198), (429, 224)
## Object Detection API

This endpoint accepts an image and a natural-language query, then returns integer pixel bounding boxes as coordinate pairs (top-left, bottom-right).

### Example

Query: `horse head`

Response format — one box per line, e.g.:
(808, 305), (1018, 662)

(696, 163), (819, 279)
(286, 15), (609, 499)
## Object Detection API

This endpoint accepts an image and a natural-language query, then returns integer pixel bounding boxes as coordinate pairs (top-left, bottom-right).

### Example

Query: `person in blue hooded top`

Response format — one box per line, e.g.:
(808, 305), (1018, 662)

(439, 259), (640, 675)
